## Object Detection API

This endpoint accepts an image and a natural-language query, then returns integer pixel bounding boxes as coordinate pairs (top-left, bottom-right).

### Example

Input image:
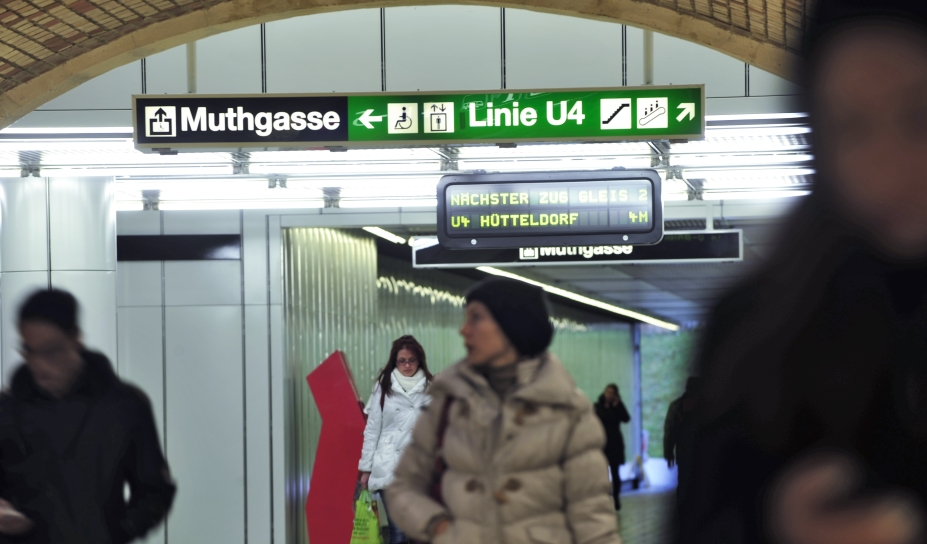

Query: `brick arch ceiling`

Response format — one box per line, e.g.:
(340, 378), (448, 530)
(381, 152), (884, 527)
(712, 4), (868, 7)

(0, 0), (810, 129)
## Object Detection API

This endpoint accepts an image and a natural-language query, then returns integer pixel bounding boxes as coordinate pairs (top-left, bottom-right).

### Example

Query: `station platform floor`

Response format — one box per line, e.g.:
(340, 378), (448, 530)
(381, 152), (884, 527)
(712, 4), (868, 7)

(618, 486), (675, 544)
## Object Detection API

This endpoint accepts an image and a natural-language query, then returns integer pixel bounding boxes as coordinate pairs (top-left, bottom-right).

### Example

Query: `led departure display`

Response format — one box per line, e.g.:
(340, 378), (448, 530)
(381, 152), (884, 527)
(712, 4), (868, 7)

(437, 170), (663, 249)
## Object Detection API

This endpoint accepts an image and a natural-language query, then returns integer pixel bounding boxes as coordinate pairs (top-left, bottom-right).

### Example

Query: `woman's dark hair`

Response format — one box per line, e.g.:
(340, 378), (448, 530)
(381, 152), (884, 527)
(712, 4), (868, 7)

(604, 383), (619, 394)
(18, 289), (80, 336)
(378, 335), (433, 408)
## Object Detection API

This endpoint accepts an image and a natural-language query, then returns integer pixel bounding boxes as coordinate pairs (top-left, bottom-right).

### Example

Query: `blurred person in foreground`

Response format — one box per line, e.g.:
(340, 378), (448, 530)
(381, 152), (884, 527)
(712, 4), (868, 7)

(359, 335), (433, 544)
(0, 290), (175, 543)
(387, 279), (621, 544)
(678, 1), (927, 543)
(594, 384), (630, 511)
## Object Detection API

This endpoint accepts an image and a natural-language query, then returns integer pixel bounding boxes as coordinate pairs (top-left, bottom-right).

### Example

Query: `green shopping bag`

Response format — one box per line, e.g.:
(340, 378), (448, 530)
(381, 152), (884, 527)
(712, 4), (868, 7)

(350, 490), (383, 544)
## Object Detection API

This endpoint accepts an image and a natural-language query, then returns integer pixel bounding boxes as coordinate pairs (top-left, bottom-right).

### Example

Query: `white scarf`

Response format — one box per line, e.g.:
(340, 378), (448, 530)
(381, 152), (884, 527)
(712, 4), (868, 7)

(392, 368), (425, 393)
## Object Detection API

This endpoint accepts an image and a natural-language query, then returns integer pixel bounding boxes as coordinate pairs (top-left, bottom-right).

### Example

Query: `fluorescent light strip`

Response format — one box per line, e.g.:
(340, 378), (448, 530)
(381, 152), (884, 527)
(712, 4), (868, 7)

(362, 227), (406, 244)
(157, 199), (325, 210)
(340, 198), (438, 208)
(475, 266), (679, 331)
(0, 126), (134, 134)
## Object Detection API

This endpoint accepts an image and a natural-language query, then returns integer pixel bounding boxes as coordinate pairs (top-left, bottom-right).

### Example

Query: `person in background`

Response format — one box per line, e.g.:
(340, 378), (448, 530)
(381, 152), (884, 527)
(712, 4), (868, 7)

(595, 383), (631, 511)
(387, 278), (621, 544)
(663, 377), (700, 512)
(359, 335), (433, 544)
(677, 1), (927, 543)
(0, 289), (175, 543)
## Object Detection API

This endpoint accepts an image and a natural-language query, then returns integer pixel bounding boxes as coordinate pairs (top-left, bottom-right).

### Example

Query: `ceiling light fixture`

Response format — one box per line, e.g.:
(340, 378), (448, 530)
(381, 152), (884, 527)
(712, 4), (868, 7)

(362, 227), (406, 244)
(475, 266), (679, 331)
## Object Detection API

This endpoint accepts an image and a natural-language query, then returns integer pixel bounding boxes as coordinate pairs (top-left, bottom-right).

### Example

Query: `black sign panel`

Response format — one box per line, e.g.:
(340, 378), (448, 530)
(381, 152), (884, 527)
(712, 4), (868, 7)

(437, 170), (663, 249)
(414, 230), (741, 268)
(134, 95), (348, 147)
(117, 235), (241, 261)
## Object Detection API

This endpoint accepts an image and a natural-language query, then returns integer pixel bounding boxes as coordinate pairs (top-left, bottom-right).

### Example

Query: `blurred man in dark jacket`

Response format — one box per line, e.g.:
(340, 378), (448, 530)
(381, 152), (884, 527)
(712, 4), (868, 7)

(0, 289), (175, 544)
(663, 377), (700, 512)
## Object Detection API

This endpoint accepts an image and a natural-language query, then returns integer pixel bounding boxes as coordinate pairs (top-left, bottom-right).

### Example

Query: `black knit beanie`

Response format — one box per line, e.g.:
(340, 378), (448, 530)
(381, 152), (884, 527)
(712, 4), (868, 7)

(465, 278), (554, 357)
(18, 289), (80, 334)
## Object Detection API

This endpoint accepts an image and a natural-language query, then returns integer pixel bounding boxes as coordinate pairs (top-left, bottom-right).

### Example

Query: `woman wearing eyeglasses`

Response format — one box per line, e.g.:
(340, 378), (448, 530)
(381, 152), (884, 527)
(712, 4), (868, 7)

(359, 335), (433, 544)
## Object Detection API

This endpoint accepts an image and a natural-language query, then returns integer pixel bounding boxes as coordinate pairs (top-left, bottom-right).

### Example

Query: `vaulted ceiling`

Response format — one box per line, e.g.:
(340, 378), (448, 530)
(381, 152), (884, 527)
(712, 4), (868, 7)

(0, 0), (811, 129)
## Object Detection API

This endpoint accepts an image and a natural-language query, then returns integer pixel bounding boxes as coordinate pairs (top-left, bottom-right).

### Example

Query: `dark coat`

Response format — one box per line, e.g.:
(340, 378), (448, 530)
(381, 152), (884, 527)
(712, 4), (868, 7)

(594, 396), (630, 465)
(0, 350), (175, 544)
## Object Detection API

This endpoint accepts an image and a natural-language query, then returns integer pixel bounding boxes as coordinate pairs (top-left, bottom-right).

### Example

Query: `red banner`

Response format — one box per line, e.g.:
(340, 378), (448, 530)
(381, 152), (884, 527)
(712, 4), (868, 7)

(306, 351), (366, 543)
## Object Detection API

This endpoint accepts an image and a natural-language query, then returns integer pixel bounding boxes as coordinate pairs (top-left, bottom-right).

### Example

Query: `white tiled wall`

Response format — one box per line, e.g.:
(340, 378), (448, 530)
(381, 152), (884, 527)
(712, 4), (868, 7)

(12, 7), (803, 128)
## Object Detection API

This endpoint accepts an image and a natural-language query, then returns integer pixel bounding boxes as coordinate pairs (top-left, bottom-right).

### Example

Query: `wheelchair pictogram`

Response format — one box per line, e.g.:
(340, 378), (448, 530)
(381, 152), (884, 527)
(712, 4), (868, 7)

(388, 103), (419, 134)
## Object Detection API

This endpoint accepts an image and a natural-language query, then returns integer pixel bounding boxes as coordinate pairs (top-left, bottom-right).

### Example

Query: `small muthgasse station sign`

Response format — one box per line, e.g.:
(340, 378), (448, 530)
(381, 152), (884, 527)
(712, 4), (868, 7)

(133, 85), (704, 150)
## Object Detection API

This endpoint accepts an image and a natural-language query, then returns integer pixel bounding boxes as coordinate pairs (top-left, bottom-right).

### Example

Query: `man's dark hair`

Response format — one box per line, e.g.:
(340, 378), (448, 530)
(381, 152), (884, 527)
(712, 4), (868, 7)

(18, 289), (80, 335)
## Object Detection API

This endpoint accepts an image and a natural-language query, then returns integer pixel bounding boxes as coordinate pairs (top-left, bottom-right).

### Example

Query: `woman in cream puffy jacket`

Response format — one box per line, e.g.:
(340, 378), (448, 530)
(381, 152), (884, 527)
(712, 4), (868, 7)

(359, 335), (433, 544)
(387, 279), (621, 544)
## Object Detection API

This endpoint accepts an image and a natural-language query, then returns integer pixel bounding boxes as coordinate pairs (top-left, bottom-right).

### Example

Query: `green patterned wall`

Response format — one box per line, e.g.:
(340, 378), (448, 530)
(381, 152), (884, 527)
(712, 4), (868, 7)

(285, 230), (635, 543)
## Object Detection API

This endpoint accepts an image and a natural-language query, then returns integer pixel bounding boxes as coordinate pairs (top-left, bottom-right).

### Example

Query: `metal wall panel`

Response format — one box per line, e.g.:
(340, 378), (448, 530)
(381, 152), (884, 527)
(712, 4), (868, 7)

(270, 302), (286, 544)
(385, 6), (501, 92)
(242, 211), (269, 306)
(145, 45), (188, 95)
(40, 61), (141, 110)
(116, 210), (161, 236)
(0, 178), (49, 273)
(51, 270), (118, 364)
(165, 305), (245, 544)
(266, 10), (382, 93)
(48, 177), (116, 272)
(162, 210), (242, 235)
(116, 306), (165, 443)
(196, 26), (262, 95)
(163, 261), (242, 306)
(505, 9), (623, 89)
(244, 305), (272, 544)
(653, 32), (745, 98)
(117, 262), (163, 307)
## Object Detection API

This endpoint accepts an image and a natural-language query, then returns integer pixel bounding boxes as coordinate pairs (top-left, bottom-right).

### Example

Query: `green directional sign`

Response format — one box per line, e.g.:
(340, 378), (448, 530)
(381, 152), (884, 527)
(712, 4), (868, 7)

(348, 85), (703, 144)
(133, 85), (703, 150)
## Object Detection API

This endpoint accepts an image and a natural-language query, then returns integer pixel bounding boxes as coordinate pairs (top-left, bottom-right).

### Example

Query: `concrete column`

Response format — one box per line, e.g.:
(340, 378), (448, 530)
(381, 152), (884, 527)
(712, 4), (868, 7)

(0, 177), (116, 385)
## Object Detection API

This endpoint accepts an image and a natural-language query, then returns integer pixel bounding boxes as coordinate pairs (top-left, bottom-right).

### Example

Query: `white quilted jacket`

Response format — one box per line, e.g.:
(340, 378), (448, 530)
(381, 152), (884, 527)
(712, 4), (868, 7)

(359, 375), (431, 492)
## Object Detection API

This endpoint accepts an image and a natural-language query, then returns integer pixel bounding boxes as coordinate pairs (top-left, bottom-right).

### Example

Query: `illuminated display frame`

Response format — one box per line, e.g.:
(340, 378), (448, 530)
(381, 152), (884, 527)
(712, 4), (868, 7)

(437, 169), (664, 249)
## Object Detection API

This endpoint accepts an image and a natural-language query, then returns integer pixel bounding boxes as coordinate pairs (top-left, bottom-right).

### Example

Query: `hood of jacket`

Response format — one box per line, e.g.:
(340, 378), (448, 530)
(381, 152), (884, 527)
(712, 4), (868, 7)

(430, 352), (580, 408)
(10, 349), (116, 402)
